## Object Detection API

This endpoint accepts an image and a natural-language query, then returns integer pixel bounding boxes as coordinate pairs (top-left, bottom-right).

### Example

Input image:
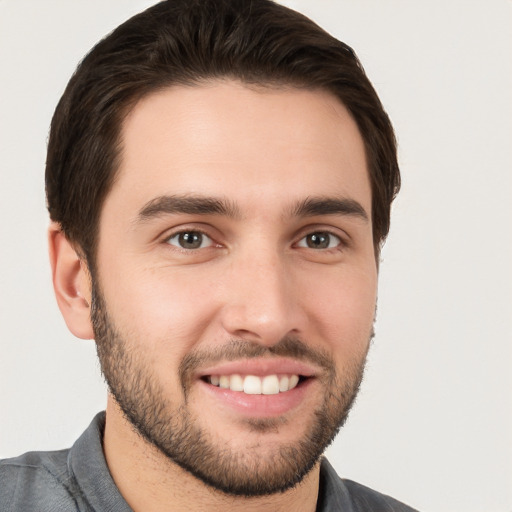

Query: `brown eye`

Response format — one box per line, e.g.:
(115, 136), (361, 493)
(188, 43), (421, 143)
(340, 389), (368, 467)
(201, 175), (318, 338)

(297, 232), (341, 249)
(167, 231), (212, 249)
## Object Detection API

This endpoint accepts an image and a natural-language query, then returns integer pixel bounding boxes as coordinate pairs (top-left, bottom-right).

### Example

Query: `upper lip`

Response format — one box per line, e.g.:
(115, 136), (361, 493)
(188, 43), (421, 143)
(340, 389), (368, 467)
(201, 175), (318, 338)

(195, 357), (319, 379)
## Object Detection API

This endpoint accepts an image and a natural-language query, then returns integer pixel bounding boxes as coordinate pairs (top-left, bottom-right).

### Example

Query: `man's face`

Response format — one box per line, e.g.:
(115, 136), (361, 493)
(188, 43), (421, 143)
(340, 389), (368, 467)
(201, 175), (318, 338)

(91, 81), (377, 496)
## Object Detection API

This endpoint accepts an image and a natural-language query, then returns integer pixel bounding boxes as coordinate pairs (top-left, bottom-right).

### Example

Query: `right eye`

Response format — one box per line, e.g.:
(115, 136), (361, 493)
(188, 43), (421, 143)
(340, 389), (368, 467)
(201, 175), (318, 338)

(165, 231), (214, 250)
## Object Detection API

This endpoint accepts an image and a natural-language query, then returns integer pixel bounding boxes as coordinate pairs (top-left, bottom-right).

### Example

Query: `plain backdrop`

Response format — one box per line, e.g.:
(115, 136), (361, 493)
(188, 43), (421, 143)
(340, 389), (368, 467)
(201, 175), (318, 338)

(1, 1), (511, 511)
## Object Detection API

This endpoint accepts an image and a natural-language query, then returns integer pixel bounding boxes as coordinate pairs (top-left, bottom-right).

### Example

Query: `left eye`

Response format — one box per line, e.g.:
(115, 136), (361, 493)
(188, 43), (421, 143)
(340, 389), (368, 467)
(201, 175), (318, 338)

(297, 232), (342, 250)
(166, 231), (213, 250)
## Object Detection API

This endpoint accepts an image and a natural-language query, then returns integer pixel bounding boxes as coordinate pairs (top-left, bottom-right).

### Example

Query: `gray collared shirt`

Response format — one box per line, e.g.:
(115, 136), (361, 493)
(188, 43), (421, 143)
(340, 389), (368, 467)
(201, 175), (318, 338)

(0, 412), (418, 511)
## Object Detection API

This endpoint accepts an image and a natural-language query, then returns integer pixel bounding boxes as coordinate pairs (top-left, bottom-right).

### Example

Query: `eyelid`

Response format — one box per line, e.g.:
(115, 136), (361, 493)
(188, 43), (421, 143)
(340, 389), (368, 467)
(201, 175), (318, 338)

(165, 231), (213, 249)
(161, 224), (221, 250)
(295, 231), (343, 250)
(294, 224), (349, 246)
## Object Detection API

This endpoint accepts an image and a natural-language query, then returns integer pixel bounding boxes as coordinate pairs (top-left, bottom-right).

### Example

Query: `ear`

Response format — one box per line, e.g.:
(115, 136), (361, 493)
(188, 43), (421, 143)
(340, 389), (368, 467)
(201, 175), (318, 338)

(48, 222), (94, 339)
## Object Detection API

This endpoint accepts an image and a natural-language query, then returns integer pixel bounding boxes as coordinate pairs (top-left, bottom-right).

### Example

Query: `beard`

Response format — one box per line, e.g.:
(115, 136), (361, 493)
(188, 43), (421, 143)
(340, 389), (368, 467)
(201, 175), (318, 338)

(91, 284), (369, 497)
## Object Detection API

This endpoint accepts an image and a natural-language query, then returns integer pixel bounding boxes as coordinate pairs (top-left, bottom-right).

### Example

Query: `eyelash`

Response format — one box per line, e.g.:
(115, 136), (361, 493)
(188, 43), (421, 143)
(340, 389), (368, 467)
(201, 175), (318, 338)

(163, 228), (346, 252)
(165, 229), (215, 251)
(295, 231), (343, 250)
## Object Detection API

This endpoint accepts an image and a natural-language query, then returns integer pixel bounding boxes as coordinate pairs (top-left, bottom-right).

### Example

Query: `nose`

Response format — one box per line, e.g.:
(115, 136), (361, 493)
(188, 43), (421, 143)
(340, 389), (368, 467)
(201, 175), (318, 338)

(219, 248), (305, 346)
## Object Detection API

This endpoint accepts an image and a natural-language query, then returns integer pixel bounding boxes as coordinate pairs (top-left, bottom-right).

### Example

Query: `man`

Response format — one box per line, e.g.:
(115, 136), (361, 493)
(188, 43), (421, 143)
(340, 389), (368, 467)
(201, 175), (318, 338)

(0, 0), (417, 510)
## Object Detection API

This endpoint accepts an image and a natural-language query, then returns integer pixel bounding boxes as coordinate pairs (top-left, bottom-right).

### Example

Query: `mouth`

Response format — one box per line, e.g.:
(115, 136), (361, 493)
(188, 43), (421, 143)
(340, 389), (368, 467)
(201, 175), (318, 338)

(193, 358), (318, 417)
(202, 373), (308, 395)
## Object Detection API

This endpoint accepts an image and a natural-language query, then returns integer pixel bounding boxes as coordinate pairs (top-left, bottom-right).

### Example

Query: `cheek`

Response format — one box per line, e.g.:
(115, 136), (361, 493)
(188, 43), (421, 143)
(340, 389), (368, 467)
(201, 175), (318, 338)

(301, 264), (377, 348)
(99, 260), (219, 353)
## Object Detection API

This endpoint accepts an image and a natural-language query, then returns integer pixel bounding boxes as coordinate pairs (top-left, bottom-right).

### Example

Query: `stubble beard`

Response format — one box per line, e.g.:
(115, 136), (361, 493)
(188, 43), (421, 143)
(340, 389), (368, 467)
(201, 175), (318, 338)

(91, 285), (370, 497)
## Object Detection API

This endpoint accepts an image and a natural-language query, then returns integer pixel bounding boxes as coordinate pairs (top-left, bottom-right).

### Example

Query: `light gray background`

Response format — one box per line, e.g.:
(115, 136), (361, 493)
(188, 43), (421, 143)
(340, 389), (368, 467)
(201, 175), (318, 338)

(1, 1), (511, 511)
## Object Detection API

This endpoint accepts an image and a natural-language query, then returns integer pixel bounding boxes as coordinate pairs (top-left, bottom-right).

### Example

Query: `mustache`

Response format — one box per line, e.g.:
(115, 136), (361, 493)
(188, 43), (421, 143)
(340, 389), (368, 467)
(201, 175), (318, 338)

(179, 337), (335, 392)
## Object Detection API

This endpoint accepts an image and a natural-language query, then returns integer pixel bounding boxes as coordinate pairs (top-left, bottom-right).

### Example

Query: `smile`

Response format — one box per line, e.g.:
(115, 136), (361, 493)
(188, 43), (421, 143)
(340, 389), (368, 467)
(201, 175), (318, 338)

(197, 361), (317, 417)
(206, 374), (301, 395)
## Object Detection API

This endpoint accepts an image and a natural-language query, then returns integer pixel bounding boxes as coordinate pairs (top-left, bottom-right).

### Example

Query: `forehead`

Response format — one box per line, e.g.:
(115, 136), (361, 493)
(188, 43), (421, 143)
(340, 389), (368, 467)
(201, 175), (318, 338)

(107, 80), (370, 218)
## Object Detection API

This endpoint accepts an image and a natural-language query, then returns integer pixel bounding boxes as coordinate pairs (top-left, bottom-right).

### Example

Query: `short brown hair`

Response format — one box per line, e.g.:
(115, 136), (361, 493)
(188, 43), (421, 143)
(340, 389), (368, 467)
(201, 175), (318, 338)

(46, 0), (400, 265)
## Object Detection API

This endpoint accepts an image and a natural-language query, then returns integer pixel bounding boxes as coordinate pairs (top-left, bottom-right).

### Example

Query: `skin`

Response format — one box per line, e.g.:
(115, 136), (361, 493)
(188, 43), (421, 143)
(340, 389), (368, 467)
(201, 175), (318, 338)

(50, 80), (377, 512)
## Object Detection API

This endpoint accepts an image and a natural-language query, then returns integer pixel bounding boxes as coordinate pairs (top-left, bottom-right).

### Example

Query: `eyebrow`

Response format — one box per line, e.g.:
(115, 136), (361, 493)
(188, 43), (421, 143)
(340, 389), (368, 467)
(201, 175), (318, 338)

(137, 195), (241, 221)
(136, 194), (368, 224)
(291, 196), (369, 222)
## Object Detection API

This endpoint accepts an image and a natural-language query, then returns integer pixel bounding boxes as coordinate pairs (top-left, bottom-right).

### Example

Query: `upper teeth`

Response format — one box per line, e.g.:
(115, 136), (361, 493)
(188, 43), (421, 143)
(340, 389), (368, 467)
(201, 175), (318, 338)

(209, 374), (300, 395)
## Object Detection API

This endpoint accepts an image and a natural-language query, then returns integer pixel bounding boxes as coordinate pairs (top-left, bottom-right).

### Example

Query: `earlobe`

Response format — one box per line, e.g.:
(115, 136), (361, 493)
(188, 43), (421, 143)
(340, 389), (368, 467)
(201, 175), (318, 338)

(48, 222), (94, 340)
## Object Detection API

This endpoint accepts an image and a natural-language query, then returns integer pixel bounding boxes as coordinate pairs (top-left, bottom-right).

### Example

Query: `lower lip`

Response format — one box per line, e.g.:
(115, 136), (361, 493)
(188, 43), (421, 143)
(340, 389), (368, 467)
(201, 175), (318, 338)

(197, 378), (314, 417)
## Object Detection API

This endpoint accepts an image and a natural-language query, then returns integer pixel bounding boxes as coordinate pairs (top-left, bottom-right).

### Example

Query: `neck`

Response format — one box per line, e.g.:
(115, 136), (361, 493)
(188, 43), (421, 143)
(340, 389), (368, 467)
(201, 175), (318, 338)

(103, 397), (320, 512)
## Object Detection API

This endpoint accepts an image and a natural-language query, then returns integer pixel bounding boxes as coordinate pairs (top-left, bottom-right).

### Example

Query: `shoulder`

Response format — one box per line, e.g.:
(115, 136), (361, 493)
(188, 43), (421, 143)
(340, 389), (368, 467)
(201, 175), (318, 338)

(0, 449), (81, 512)
(319, 458), (419, 512)
(342, 478), (419, 512)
